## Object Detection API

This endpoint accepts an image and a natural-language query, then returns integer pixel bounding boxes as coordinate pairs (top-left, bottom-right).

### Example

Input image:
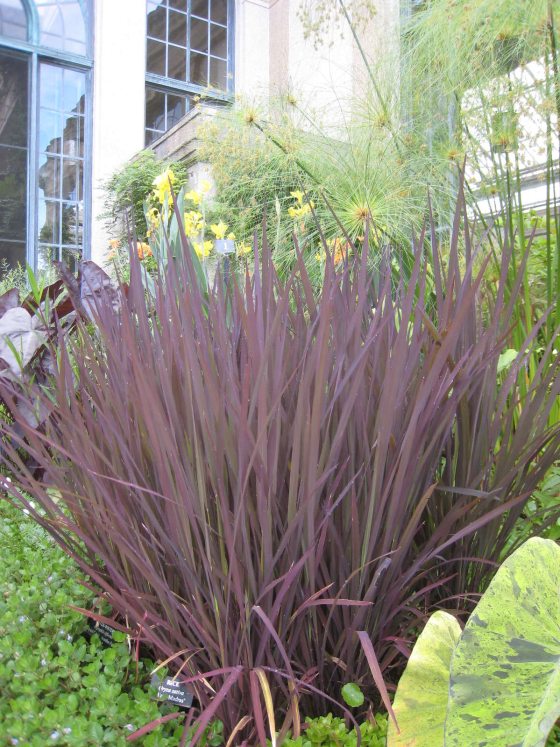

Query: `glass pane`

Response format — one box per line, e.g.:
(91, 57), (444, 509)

(167, 44), (186, 80)
(37, 199), (61, 245)
(191, 0), (209, 19)
(0, 145), (27, 244)
(38, 155), (61, 198)
(168, 9), (186, 46)
(210, 0), (227, 25)
(61, 246), (80, 272)
(147, 38), (165, 75)
(190, 52), (207, 86)
(168, 0), (186, 9)
(40, 64), (63, 111)
(0, 0), (27, 41)
(39, 110), (62, 153)
(146, 87), (165, 131)
(61, 201), (80, 245)
(209, 57), (226, 89)
(210, 23), (226, 58)
(191, 17), (208, 53)
(0, 52), (28, 148)
(167, 93), (187, 128)
(0, 240), (25, 268)
(37, 62), (86, 262)
(62, 68), (86, 114)
(61, 159), (82, 200)
(145, 128), (160, 146)
(147, 3), (166, 40)
(36, 0), (86, 56)
(63, 114), (84, 158)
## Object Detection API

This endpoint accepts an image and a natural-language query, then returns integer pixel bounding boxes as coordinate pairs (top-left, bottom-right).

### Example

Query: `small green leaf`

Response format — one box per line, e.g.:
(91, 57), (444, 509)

(497, 348), (518, 374)
(341, 682), (365, 708)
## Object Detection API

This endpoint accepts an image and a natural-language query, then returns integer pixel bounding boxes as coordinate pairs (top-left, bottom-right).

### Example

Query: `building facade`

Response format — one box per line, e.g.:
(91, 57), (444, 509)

(0, 0), (400, 269)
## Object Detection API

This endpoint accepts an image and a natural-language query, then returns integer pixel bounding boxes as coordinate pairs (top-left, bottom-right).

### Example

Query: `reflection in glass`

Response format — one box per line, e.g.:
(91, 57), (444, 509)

(167, 44), (186, 80)
(37, 62), (85, 264)
(145, 86), (190, 146)
(191, 17), (208, 53)
(190, 52), (208, 86)
(191, 0), (209, 19)
(0, 51), (28, 269)
(36, 0), (87, 56)
(168, 10), (186, 46)
(145, 0), (230, 144)
(210, 23), (226, 58)
(210, 0), (227, 25)
(0, 51), (28, 148)
(210, 57), (226, 89)
(147, 38), (166, 75)
(0, 0), (27, 41)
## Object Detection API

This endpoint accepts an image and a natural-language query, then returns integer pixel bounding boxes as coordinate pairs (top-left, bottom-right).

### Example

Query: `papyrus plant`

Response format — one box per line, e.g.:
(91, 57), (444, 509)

(1, 196), (559, 744)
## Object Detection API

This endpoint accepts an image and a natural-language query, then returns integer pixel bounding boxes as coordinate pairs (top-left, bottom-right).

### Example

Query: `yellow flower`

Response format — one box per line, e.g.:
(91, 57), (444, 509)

(236, 241), (252, 256)
(227, 232), (236, 240)
(184, 210), (204, 239)
(185, 189), (202, 206)
(200, 179), (212, 194)
(315, 250), (326, 262)
(210, 221), (229, 240)
(193, 240), (214, 258)
(152, 169), (176, 204)
(290, 190), (304, 205)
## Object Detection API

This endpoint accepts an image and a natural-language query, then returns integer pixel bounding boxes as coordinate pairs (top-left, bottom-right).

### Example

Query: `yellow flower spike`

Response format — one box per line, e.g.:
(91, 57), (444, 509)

(315, 250), (326, 262)
(236, 241), (252, 256)
(185, 189), (202, 206)
(227, 232), (236, 240)
(200, 179), (212, 194)
(290, 190), (304, 205)
(193, 240), (214, 258)
(152, 168), (176, 191)
(210, 221), (229, 240)
(288, 206), (299, 219)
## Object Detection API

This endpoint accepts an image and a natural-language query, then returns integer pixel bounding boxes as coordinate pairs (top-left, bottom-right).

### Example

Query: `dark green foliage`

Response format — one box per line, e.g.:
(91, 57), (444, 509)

(280, 713), (387, 746)
(0, 502), (185, 746)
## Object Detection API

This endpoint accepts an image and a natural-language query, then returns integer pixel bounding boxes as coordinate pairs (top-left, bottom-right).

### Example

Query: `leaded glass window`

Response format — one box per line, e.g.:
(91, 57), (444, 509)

(0, 50), (28, 267)
(0, 0), (91, 271)
(145, 0), (233, 145)
(36, 0), (87, 56)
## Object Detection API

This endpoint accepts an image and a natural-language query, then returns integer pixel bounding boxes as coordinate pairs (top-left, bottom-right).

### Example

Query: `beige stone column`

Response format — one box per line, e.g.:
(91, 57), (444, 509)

(90, 0), (146, 263)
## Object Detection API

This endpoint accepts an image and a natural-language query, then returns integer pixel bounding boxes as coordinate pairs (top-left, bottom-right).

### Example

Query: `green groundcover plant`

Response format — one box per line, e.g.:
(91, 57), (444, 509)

(0, 500), (184, 746)
(2, 193), (560, 744)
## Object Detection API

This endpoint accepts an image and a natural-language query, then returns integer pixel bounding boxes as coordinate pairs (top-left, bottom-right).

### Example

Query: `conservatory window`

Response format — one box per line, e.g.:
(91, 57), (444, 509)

(145, 0), (234, 146)
(0, 0), (91, 271)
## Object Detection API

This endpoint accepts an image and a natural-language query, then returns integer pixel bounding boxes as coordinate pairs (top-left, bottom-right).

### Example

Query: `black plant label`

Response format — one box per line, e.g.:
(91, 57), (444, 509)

(151, 674), (194, 710)
(87, 619), (117, 647)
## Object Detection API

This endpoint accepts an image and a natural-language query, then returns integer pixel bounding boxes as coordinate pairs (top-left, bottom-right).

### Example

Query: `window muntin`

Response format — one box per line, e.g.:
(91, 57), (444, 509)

(35, 0), (87, 56)
(37, 62), (85, 269)
(146, 0), (232, 145)
(0, 0), (27, 40)
(0, 50), (28, 268)
(0, 0), (90, 270)
(145, 85), (191, 145)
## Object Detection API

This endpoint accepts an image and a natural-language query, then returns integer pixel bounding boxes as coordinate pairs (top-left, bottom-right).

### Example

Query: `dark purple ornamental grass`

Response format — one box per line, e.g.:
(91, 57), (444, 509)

(1, 196), (560, 744)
